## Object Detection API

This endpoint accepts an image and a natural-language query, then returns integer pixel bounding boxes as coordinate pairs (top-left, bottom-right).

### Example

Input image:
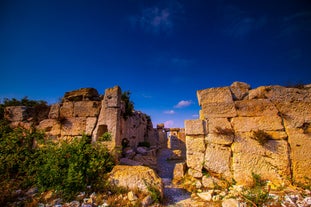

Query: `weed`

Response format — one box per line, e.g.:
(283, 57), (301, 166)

(98, 132), (112, 142)
(251, 130), (271, 146)
(241, 173), (272, 207)
(213, 126), (235, 137)
(144, 180), (162, 204)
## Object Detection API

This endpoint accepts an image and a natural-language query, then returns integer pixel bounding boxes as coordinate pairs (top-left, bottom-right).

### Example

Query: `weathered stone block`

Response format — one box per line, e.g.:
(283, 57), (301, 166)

(173, 162), (186, 181)
(230, 81), (250, 100)
(197, 87), (234, 106)
(104, 86), (121, 108)
(186, 136), (205, 171)
(4, 106), (28, 122)
(108, 165), (163, 199)
(60, 102), (74, 118)
(275, 101), (311, 129)
(85, 117), (97, 136)
(48, 103), (60, 119)
(204, 144), (232, 180)
(73, 101), (101, 117)
(201, 102), (237, 118)
(232, 132), (290, 186)
(63, 88), (100, 102)
(206, 118), (234, 145)
(37, 119), (61, 137)
(61, 117), (86, 136)
(231, 116), (284, 132)
(188, 168), (203, 178)
(235, 99), (279, 117)
(287, 128), (311, 185)
(185, 119), (207, 135)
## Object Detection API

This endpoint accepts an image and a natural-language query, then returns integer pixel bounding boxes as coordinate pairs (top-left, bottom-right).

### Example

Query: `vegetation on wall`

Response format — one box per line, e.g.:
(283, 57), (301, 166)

(0, 120), (115, 205)
(121, 91), (134, 119)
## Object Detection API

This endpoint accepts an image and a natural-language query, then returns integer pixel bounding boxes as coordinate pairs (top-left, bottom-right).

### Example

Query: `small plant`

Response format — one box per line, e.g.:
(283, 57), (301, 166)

(241, 173), (272, 207)
(251, 130), (271, 146)
(98, 132), (112, 142)
(144, 180), (162, 204)
(299, 122), (310, 134)
(213, 126), (235, 136)
(121, 91), (134, 120)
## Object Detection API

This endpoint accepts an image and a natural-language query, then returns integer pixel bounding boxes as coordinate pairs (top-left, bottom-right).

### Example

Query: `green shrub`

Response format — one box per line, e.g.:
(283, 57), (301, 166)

(242, 173), (272, 206)
(98, 132), (112, 142)
(35, 135), (115, 199)
(121, 91), (134, 119)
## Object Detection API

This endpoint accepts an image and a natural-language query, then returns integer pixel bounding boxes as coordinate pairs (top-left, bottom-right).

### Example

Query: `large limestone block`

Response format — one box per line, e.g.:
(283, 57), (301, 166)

(63, 88), (100, 102)
(275, 101), (311, 129)
(73, 101), (101, 117)
(61, 117), (86, 136)
(186, 136), (205, 172)
(201, 102), (237, 118)
(48, 103), (60, 119)
(4, 106), (29, 122)
(204, 144), (232, 180)
(85, 117), (97, 136)
(185, 119), (207, 136)
(197, 87), (234, 106)
(235, 99), (279, 117)
(249, 85), (311, 102)
(206, 118), (234, 145)
(60, 102), (74, 118)
(231, 116), (284, 132)
(108, 165), (163, 199)
(287, 128), (311, 184)
(232, 133), (290, 186)
(37, 119), (61, 137)
(230, 81), (251, 100)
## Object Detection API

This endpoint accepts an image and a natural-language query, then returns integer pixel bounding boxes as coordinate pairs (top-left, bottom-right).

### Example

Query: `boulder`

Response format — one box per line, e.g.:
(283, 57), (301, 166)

(63, 88), (100, 102)
(197, 87), (234, 106)
(108, 165), (163, 199)
(206, 118), (234, 145)
(231, 116), (284, 132)
(60, 102), (74, 118)
(230, 81), (251, 100)
(173, 162), (186, 181)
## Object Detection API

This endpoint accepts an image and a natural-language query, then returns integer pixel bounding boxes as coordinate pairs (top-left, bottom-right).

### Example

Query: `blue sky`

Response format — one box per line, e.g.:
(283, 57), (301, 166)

(1, 0), (311, 128)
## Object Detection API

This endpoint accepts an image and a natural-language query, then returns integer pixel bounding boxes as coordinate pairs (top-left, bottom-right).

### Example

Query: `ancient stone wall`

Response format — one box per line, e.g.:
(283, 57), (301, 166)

(5, 87), (162, 153)
(185, 82), (311, 187)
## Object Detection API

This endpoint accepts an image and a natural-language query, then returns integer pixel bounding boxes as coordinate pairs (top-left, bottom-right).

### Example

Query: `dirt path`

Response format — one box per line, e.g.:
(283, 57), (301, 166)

(156, 148), (192, 206)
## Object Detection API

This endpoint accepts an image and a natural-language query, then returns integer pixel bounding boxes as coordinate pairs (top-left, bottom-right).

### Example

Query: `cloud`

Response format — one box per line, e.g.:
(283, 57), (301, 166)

(164, 110), (175, 114)
(130, 1), (183, 35)
(174, 100), (193, 108)
(192, 114), (199, 118)
(164, 120), (174, 128)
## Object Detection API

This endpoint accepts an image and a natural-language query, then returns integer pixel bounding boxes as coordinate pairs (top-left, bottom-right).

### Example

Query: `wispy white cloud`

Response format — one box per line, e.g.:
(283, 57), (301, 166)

(164, 110), (175, 114)
(129, 1), (183, 35)
(174, 100), (193, 108)
(164, 120), (174, 128)
(192, 114), (199, 118)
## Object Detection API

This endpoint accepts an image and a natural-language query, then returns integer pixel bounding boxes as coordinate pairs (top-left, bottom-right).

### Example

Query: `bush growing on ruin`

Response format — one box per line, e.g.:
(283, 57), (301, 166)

(0, 122), (115, 205)
(121, 91), (134, 119)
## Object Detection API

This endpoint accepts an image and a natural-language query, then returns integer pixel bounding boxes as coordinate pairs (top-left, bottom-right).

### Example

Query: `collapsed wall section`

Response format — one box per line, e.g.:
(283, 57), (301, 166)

(185, 82), (311, 187)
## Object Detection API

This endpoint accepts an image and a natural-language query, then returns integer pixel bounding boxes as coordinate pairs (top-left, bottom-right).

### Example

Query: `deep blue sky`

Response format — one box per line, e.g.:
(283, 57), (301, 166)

(1, 0), (311, 128)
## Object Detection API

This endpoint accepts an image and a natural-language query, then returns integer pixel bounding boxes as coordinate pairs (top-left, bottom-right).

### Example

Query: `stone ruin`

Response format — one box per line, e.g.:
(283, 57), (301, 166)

(4, 86), (168, 167)
(185, 81), (311, 188)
